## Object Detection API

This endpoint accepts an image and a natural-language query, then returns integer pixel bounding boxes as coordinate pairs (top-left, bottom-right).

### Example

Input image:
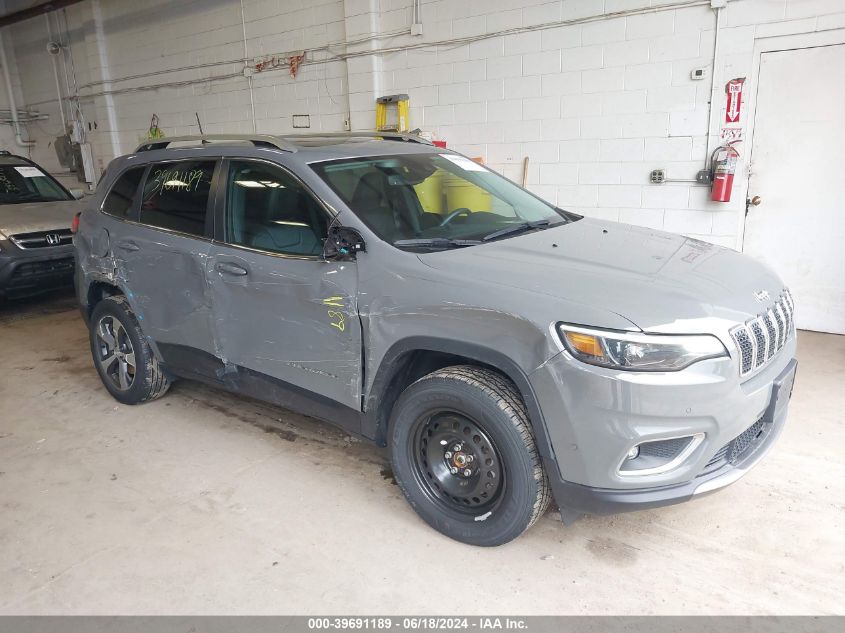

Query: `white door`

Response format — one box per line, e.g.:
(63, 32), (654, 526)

(744, 44), (845, 334)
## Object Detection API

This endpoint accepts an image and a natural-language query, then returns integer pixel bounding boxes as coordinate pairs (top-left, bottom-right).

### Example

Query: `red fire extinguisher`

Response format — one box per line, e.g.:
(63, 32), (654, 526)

(709, 142), (740, 202)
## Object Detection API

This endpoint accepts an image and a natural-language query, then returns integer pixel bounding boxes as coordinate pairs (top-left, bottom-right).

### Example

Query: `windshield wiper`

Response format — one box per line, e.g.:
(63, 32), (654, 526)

(393, 237), (481, 249)
(481, 219), (551, 242)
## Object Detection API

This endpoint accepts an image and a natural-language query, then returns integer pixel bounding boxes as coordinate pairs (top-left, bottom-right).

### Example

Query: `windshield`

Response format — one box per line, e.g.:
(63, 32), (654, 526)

(311, 152), (573, 249)
(0, 164), (72, 204)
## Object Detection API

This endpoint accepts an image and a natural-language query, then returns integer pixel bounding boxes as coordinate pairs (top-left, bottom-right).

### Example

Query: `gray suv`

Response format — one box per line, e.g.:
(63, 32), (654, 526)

(74, 133), (797, 546)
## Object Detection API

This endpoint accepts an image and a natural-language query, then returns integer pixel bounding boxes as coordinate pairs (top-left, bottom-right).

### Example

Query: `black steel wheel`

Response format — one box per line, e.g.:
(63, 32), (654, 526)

(390, 366), (551, 546)
(411, 411), (505, 514)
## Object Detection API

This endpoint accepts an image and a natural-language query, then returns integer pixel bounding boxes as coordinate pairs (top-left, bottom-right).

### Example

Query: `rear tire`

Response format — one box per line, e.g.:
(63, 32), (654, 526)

(389, 365), (551, 546)
(89, 295), (170, 405)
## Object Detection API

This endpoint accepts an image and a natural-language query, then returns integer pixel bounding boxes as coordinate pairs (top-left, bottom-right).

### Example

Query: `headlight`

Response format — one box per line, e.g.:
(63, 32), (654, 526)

(558, 324), (728, 371)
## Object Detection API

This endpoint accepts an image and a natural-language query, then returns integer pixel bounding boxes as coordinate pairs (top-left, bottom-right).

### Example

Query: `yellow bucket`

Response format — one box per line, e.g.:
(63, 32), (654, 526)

(443, 173), (491, 212)
(413, 169), (445, 213)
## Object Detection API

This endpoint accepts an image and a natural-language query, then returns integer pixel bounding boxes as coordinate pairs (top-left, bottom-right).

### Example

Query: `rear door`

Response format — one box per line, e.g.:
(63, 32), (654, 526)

(111, 158), (219, 362)
(206, 157), (362, 411)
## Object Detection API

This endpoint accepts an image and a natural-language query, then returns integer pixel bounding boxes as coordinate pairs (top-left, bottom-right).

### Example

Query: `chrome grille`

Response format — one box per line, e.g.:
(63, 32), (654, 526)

(730, 289), (795, 376)
(763, 311), (777, 359)
(9, 229), (73, 249)
(749, 320), (766, 366)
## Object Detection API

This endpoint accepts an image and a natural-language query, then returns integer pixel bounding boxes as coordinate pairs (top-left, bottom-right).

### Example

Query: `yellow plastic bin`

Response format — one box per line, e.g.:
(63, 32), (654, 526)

(413, 169), (445, 214)
(443, 173), (491, 212)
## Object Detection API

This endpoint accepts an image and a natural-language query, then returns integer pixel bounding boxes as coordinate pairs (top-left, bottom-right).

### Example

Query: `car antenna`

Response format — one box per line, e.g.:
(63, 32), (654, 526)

(195, 112), (206, 141)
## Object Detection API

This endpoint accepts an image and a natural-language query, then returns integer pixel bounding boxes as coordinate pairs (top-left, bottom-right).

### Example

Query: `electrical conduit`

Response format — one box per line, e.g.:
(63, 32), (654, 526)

(0, 30), (34, 147)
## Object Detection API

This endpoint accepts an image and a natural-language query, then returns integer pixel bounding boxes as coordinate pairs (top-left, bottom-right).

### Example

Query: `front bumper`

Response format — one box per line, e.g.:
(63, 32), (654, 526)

(0, 240), (75, 298)
(531, 334), (797, 516)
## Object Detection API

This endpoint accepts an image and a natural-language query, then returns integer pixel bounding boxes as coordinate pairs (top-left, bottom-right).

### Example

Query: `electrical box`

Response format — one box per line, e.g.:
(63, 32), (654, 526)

(70, 120), (84, 144)
(79, 142), (96, 185)
(650, 169), (666, 184)
(690, 67), (708, 81)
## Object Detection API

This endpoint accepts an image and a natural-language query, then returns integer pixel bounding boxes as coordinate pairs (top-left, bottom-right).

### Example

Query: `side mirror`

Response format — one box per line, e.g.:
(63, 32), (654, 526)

(70, 188), (85, 200)
(324, 225), (365, 260)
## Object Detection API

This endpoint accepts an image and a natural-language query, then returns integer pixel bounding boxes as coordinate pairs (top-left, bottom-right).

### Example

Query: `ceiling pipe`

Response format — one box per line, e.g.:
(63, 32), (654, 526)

(0, 0), (84, 28)
(0, 31), (34, 147)
(45, 14), (68, 132)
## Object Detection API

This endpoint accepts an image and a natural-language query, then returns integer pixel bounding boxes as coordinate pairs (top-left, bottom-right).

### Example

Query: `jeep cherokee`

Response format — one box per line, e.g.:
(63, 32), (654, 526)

(74, 133), (797, 546)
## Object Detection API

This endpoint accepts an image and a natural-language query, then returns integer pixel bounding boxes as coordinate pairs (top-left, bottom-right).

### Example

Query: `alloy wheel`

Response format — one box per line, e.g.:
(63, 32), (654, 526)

(95, 315), (136, 391)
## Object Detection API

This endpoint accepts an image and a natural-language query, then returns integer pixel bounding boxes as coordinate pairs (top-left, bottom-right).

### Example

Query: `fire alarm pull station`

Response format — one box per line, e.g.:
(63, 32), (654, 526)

(709, 142), (740, 203)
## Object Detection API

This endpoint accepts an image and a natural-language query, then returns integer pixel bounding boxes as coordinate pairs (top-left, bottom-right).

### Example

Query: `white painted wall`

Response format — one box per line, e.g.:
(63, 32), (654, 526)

(4, 0), (844, 248)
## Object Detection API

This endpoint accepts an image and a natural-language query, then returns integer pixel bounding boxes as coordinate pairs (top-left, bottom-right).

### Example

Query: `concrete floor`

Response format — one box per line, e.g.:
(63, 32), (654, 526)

(0, 290), (843, 615)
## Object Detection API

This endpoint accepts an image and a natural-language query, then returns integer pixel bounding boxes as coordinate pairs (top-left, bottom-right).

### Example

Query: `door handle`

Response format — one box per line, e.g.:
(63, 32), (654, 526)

(745, 195), (762, 216)
(216, 262), (249, 276)
(115, 240), (140, 252)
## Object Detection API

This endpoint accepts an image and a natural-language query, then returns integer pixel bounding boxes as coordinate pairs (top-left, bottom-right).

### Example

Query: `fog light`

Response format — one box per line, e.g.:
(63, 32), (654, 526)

(625, 446), (640, 460)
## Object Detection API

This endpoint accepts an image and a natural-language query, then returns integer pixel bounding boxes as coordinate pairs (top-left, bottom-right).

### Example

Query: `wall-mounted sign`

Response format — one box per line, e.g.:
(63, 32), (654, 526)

(725, 78), (745, 123)
(720, 127), (744, 143)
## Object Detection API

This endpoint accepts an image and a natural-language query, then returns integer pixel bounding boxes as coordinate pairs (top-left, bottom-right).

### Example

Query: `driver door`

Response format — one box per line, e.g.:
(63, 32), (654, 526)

(206, 158), (363, 415)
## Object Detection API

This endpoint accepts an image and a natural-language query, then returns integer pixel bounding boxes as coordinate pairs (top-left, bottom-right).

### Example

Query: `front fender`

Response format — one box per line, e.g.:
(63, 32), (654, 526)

(362, 335), (558, 466)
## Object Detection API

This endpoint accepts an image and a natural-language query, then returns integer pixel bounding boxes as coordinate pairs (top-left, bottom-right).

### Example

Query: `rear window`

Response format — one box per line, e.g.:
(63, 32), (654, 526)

(102, 167), (145, 219)
(139, 160), (216, 236)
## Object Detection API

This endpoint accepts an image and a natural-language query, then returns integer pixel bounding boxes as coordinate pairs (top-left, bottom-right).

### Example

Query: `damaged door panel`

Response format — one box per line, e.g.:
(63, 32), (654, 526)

(111, 159), (218, 356)
(114, 231), (214, 353)
(205, 158), (363, 415)
(206, 248), (361, 411)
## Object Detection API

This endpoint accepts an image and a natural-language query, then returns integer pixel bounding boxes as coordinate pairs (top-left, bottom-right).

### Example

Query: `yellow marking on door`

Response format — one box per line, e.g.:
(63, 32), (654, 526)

(327, 310), (346, 332)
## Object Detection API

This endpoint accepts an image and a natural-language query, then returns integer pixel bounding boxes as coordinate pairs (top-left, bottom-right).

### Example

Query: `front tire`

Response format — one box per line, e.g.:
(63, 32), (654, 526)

(89, 295), (170, 405)
(389, 366), (551, 546)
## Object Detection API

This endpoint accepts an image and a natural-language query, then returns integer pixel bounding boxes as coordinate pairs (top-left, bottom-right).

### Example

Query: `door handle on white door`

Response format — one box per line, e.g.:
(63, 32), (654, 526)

(216, 262), (249, 276)
(745, 195), (762, 216)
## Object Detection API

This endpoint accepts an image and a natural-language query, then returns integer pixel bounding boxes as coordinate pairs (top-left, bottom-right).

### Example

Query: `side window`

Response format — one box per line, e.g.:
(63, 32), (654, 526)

(102, 166), (145, 219)
(139, 160), (215, 236)
(225, 160), (328, 256)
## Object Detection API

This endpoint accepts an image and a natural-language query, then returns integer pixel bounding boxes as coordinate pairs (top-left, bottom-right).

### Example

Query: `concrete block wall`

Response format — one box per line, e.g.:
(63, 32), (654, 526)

(9, 0), (350, 180)
(0, 0), (53, 169)
(380, 0), (845, 248)
(3, 0), (844, 249)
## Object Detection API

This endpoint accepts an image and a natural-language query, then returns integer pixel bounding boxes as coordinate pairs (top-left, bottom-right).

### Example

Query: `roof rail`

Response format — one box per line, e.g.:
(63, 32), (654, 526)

(279, 131), (433, 145)
(133, 131), (434, 154)
(134, 134), (298, 153)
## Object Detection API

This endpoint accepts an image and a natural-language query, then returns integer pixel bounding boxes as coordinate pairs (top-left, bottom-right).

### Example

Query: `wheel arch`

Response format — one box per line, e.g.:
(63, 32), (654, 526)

(83, 277), (168, 367)
(85, 279), (126, 322)
(362, 336), (556, 463)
